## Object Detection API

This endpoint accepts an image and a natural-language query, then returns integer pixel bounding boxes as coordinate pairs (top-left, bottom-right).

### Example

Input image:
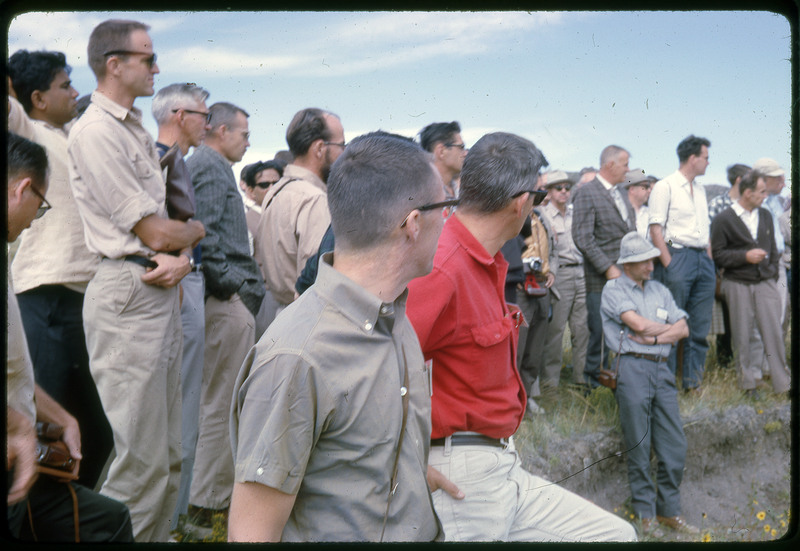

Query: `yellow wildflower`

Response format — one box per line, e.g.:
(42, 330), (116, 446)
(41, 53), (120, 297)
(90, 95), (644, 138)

(771, 529), (777, 537)
(702, 533), (712, 542)
(757, 511), (766, 521)
(764, 524), (771, 532)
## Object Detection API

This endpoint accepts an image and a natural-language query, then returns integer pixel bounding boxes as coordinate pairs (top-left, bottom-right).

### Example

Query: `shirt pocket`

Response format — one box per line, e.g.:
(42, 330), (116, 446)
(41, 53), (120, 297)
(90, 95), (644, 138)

(469, 318), (514, 390)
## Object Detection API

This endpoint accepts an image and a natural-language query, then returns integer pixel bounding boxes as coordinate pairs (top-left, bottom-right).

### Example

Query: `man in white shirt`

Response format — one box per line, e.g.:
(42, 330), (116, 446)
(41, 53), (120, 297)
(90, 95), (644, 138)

(648, 135), (715, 393)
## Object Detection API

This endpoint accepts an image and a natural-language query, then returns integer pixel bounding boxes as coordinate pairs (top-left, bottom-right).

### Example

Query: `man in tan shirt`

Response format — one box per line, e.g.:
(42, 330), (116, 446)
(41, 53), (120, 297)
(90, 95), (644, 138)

(67, 19), (205, 542)
(255, 108), (344, 308)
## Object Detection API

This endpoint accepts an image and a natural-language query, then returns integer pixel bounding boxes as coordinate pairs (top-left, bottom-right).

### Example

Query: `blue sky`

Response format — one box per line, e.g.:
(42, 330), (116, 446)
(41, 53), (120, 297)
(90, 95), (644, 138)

(6, 10), (793, 190)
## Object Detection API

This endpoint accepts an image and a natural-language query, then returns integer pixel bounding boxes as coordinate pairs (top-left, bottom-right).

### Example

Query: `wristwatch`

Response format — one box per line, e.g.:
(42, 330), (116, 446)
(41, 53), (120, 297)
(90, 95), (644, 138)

(184, 252), (195, 270)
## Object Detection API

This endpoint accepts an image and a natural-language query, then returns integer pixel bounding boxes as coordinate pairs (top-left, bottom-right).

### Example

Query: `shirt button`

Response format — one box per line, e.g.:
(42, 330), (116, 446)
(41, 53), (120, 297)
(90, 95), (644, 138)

(380, 305), (389, 314)
(256, 467), (264, 476)
(364, 322), (373, 331)
(400, 386), (408, 397)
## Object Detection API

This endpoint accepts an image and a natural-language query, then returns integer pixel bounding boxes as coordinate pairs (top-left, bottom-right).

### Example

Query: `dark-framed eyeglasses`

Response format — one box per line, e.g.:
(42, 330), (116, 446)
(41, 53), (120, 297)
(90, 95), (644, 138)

(512, 189), (548, 206)
(172, 108), (212, 123)
(28, 185), (52, 219)
(400, 199), (460, 227)
(324, 141), (347, 149)
(103, 50), (158, 69)
(445, 142), (466, 150)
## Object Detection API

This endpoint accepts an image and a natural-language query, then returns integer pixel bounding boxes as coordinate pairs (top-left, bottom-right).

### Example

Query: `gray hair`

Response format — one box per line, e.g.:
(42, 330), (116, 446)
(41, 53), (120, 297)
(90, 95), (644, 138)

(208, 102), (249, 132)
(152, 83), (210, 125)
(458, 132), (548, 214)
(327, 131), (437, 251)
(599, 145), (628, 168)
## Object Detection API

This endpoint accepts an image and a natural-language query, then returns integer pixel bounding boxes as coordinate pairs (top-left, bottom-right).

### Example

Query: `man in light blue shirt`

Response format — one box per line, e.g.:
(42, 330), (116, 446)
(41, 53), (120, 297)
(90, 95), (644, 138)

(601, 232), (697, 538)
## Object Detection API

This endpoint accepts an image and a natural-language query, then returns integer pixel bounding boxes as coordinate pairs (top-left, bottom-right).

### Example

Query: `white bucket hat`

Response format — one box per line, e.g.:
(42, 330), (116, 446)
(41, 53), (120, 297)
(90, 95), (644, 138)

(617, 231), (660, 264)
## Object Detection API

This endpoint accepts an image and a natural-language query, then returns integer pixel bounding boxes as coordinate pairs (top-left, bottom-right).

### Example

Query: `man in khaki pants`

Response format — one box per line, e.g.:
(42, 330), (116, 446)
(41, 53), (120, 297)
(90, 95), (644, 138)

(67, 19), (205, 541)
(185, 101), (265, 536)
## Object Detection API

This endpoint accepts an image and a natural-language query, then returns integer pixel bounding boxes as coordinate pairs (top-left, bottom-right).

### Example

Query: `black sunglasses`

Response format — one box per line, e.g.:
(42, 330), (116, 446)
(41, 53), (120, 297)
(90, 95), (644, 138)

(400, 199), (460, 227)
(254, 181), (279, 189)
(103, 50), (158, 69)
(512, 189), (548, 206)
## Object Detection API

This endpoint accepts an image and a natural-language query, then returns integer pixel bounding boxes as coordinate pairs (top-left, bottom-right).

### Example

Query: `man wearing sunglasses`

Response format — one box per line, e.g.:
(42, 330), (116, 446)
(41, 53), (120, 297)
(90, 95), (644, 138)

(407, 133), (636, 542)
(229, 132), (443, 541)
(622, 169), (657, 241)
(67, 19), (206, 542)
(419, 121), (467, 200)
(7, 49), (114, 492)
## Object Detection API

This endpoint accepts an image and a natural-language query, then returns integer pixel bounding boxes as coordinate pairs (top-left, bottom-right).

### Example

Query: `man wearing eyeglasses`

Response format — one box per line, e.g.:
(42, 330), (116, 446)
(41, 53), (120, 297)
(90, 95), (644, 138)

(419, 121), (467, 200)
(622, 169), (657, 241)
(184, 101), (265, 536)
(255, 108), (345, 311)
(229, 132), (443, 542)
(7, 49), (113, 492)
(151, 82), (212, 530)
(67, 19), (206, 542)
(572, 145), (636, 389)
(406, 133), (636, 542)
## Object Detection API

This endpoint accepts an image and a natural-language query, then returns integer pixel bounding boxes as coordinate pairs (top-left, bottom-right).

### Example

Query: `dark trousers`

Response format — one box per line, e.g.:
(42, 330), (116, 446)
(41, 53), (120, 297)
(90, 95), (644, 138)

(615, 355), (687, 519)
(585, 291), (611, 387)
(515, 287), (550, 396)
(16, 285), (113, 489)
(7, 471), (133, 542)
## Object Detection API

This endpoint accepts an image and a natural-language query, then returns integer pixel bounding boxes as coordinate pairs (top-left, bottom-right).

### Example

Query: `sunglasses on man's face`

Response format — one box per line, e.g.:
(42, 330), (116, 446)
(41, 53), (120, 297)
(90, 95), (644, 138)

(255, 181), (279, 189)
(512, 189), (548, 206)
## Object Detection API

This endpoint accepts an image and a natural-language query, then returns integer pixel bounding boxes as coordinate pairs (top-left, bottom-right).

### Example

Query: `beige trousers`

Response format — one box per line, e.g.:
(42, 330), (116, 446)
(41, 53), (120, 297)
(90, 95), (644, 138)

(189, 293), (255, 509)
(84, 258), (182, 542)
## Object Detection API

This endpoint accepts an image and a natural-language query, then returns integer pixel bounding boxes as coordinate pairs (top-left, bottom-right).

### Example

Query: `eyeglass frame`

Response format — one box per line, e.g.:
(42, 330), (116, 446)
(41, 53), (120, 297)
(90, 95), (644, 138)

(512, 189), (548, 206)
(548, 183), (572, 192)
(399, 199), (460, 227)
(103, 50), (158, 69)
(444, 142), (466, 150)
(254, 180), (279, 189)
(324, 140), (347, 149)
(28, 185), (52, 219)
(172, 108), (212, 123)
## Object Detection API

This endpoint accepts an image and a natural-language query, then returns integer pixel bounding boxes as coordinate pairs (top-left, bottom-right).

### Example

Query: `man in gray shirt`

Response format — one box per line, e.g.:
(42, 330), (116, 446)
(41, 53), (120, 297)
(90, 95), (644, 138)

(228, 132), (445, 542)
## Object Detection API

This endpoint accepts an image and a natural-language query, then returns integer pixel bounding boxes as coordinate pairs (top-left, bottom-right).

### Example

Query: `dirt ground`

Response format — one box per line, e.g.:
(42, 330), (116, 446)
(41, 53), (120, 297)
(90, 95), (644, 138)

(517, 402), (793, 542)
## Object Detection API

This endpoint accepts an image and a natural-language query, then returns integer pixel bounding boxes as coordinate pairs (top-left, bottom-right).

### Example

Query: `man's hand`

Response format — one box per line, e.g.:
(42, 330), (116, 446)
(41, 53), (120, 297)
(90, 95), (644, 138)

(141, 253), (191, 288)
(605, 264), (622, 280)
(745, 248), (768, 264)
(544, 272), (556, 288)
(427, 465), (464, 500)
(7, 407), (38, 505)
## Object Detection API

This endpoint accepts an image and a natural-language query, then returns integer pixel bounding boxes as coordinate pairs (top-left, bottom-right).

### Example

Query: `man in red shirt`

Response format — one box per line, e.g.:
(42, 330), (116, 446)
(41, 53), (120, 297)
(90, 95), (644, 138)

(408, 132), (637, 542)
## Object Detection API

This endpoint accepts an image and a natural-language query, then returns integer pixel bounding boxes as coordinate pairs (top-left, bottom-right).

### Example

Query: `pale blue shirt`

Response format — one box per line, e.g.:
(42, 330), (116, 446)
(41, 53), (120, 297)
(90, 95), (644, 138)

(600, 272), (687, 358)
(762, 194), (785, 253)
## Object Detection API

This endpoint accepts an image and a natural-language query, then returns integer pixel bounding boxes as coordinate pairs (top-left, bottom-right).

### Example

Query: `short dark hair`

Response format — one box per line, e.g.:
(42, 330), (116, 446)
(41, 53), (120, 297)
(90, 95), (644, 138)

(244, 160), (284, 188)
(87, 19), (150, 79)
(285, 108), (337, 157)
(7, 50), (71, 114)
(419, 121), (461, 152)
(208, 102), (248, 132)
(7, 132), (48, 191)
(327, 131), (437, 251)
(726, 163), (751, 189)
(458, 132), (549, 214)
(676, 135), (711, 164)
(738, 169), (762, 195)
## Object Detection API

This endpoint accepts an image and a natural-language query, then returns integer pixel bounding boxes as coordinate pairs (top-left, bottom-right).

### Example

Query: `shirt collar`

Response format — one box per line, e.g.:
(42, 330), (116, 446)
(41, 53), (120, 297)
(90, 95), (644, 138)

(90, 90), (142, 123)
(283, 163), (326, 192)
(446, 214), (502, 268)
(731, 201), (748, 217)
(596, 174), (614, 191)
(543, 202), (566, 219)
(314, 252), (407, 336)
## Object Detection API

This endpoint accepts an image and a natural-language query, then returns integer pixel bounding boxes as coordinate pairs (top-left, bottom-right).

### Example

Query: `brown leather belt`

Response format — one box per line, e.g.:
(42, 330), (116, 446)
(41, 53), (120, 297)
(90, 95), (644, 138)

(431, 434), (507, 448)
(623, 352), (668, 363)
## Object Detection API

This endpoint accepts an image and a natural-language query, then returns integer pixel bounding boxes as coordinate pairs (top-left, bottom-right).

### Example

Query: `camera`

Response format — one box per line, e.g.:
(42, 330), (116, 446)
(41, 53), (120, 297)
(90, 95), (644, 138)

(522, 256), (543, 275)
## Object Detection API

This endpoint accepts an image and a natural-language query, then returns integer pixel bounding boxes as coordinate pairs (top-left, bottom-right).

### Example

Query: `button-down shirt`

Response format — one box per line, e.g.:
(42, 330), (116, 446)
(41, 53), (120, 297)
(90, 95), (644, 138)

(600, 272), (687, 358)
(255, 164), (330, 305)
(541, 202), (582, 266)
(407, 215), (526, 440)
(731, 202), (759, 241)
(6, 275), (37, 423)
(648, 170), (710, 249)
(67, 91), (166, 259)
(635, 205), (652, 241)
(9, 96), (98, 293)
(231, 255), (440, 541)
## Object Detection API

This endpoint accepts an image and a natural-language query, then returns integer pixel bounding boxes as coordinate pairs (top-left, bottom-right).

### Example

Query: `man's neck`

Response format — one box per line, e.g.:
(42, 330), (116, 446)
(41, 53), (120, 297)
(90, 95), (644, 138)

(156, 126), (190, 155)
(203, 141), (233, 164)
(678, 165), (698, 184)
(736, 197), (755, 213)
(454, 210), (514, 258)
(96, 83), (136, 111)
(28, 110), (63, 130)
(291, 155), (324, 182)
(332, 248), (408, 304)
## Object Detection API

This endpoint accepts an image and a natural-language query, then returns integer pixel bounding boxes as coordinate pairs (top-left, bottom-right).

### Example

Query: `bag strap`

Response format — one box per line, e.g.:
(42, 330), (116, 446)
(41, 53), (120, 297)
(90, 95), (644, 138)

(262, 178), (299, 210)
(27, 480), (80, 542)
(380, 347), (410, 542)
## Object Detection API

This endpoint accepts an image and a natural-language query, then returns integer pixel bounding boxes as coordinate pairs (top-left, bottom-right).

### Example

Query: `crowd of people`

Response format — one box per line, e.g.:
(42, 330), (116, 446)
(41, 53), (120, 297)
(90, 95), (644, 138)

(6, 17), (791, 543)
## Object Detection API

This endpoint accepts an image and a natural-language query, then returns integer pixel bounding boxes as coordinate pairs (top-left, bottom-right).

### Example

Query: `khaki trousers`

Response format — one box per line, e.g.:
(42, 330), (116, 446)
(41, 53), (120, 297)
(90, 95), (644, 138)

(722, 278), (790, 393)
(189, 293), (255, 509)
(84, 259), (182, 542)
(542, 264), (589, 387)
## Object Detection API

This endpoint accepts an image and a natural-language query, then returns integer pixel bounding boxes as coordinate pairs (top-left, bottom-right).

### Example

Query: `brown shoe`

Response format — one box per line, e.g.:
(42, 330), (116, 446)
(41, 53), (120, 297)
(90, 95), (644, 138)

(657, 515), (700, 534)
(640, 517), (664, 538)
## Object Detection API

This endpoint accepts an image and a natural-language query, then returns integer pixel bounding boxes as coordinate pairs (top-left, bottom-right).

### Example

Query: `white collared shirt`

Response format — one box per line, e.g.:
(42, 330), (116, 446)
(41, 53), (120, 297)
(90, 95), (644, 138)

(731, 201), (759, 241)
(648, 169), (710, 248)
